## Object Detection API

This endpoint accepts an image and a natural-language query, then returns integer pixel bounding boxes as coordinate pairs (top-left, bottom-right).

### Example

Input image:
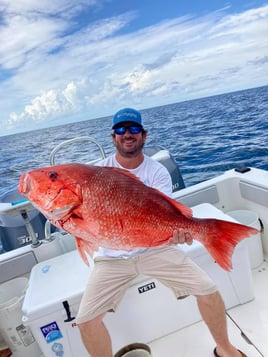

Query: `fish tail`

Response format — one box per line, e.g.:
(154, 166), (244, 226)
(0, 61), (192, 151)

(200, 219), (259, 271)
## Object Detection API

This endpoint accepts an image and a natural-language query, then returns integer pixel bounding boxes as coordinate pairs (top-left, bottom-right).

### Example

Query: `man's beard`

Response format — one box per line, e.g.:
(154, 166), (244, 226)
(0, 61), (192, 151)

(116, 139), (145, 158)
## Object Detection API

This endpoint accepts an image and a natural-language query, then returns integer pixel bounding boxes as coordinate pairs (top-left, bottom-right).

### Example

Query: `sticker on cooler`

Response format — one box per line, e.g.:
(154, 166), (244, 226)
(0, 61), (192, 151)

(16, 323), (36, 346)
(40, 321), (63, 343)
(52, 342), (64, 356)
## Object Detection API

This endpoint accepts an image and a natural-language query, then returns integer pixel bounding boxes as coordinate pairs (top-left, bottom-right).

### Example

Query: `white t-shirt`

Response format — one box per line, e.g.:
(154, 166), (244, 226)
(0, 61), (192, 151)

(94, 154), (172, 258)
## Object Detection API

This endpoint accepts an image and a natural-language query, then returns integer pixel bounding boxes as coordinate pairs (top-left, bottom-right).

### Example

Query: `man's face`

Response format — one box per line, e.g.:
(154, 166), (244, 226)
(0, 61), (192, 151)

(112, 122), (147, 158)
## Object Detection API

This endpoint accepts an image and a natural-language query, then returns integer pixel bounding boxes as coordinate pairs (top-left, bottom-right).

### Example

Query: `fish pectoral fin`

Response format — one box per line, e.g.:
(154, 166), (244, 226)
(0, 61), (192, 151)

(75, 237), (97, 266)
(69, 214), (100, 236)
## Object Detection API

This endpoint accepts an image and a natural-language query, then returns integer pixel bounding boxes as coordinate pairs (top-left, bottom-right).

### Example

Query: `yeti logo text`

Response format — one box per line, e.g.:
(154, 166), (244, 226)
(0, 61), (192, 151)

(138, 282), (156, 294)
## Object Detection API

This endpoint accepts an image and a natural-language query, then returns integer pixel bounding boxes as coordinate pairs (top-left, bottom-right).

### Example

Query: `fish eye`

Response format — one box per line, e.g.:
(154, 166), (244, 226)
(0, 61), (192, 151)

(49, 171), (59, 181)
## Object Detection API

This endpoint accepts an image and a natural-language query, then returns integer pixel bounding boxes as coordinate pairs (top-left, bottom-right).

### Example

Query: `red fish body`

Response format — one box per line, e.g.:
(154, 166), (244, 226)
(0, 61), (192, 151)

(18, 163), (258, 270)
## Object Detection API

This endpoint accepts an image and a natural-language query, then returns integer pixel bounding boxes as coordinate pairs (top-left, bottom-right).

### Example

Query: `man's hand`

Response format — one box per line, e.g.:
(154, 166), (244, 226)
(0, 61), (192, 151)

(168, 229), (193, 245)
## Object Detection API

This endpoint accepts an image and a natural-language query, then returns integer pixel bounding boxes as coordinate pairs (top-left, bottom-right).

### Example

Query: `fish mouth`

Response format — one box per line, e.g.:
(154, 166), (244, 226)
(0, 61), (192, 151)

(44, 205), (75, 220)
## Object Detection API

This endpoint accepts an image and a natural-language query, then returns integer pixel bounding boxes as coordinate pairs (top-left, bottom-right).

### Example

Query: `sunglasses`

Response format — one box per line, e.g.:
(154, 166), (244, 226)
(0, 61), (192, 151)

(113, 126), (143, 135)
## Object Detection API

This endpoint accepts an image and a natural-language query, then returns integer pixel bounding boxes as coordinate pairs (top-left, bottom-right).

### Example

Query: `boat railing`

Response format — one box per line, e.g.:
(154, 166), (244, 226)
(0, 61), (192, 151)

(49, 136), (106, 166)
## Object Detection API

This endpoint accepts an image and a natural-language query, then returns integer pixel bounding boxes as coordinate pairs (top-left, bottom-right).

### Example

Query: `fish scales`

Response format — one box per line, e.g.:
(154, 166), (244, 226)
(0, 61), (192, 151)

(18, 163), (259, 271)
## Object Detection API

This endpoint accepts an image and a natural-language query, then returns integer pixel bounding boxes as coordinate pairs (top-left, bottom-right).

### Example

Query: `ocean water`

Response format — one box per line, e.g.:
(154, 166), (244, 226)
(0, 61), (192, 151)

(0, 85), (267, 199)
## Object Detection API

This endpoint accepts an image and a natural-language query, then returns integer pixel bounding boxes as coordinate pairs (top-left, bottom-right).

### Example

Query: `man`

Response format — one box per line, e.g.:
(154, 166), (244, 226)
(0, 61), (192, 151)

(76, 108), (247, 357)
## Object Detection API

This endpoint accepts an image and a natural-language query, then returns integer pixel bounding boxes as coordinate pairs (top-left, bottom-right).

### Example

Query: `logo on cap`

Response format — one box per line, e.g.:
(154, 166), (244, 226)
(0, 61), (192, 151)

(112, 108), (142, 128)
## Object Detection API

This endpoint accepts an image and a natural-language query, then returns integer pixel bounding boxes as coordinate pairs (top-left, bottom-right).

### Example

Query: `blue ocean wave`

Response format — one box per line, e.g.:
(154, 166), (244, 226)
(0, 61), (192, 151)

(0, 85), (267, 197)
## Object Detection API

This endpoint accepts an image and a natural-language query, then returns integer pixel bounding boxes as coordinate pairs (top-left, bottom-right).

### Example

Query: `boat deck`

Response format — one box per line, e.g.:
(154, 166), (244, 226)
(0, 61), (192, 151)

(149, 259), (268, 357)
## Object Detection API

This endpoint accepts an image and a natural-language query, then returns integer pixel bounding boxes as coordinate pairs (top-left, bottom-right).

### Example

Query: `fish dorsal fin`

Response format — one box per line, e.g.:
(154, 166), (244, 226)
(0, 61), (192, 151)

(107, 166), (193, 219)
(157, 191), (193, 219)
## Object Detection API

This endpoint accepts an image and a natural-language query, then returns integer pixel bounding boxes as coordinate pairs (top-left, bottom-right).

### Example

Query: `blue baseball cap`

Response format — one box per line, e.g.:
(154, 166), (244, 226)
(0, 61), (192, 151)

(112, 108), (142, 129)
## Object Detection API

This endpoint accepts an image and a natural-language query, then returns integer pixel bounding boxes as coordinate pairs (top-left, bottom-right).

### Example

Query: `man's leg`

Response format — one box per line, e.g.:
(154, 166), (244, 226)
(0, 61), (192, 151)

(76, 257), (138, 356)
(197, 291), (243, 357)
(78, 313), (113, 357)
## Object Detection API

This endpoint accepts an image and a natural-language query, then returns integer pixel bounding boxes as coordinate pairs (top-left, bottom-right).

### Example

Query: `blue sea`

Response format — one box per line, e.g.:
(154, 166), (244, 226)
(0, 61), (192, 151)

(1, 85), (268, 199)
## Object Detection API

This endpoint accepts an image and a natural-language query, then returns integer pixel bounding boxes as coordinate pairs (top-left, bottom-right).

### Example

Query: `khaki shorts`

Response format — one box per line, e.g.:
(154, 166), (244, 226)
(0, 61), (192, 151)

(75, 246), (217, 324)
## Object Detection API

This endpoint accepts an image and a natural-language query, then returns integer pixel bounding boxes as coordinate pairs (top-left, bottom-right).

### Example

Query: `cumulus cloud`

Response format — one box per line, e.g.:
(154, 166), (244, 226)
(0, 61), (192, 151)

(7, 81), (79, 130)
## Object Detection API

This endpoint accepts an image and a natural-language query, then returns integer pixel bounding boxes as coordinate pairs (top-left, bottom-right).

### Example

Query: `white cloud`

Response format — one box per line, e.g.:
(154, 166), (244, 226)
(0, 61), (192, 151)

(7, 81), (79, 131)
(0, 15), (66, 69)
(0, 0), (95, 17)
(1, 2), (268, 135)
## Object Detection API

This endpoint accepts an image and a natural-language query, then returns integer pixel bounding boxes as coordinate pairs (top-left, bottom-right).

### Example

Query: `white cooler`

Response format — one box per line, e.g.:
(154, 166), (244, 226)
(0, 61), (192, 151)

(22, 204), (254, 356)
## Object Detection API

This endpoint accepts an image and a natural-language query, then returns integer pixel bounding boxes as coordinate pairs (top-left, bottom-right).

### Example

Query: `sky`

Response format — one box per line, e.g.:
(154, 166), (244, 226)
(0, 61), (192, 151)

(0, 0), (267, 136)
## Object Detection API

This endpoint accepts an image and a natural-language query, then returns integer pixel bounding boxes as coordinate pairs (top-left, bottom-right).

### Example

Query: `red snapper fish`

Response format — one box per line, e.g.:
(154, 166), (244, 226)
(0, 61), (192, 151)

(18, 163), (258, 271)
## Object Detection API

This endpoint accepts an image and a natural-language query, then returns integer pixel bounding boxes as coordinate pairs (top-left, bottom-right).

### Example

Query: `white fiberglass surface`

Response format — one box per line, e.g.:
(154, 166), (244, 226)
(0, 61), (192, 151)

(149, 260), (268, 357)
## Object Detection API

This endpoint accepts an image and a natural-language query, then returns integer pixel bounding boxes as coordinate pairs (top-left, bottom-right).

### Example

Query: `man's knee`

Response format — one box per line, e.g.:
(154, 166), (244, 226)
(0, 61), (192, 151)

(77, 313), (106, 335)
(196, 291), (224, 306)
